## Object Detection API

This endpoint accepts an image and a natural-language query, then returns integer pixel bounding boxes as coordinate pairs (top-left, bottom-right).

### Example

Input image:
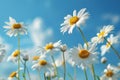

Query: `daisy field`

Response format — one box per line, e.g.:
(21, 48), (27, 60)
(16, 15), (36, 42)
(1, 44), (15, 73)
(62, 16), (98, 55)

(0, 0), (120, 80)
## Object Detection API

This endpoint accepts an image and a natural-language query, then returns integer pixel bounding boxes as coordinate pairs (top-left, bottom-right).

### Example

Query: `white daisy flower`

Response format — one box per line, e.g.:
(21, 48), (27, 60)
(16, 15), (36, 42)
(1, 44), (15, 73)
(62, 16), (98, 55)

(0, 44), (6, 62)
(60, 8), (89, 34)
(8, 68), (23, 80)
(3, 17), (27, 37)
(31, 59), (53, 73)
(36, 40), (62, 55)
(7, 50), (20, 63)
(7, 49), (28, 62)
(100, 64), (120, 80)
(100, 34), (119, 56)
(69, 43), (98, 69)
(8, 71), (18, 80)
(91, 25), (114, 44)
(31, 54), (46, 63)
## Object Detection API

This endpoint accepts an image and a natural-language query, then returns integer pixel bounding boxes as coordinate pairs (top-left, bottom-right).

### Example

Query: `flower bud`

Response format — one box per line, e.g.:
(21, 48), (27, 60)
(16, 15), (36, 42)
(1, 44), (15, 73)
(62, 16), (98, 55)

(23, 55), (29, 61)
(101, 57), (107, 64)
(60, 44), (67, 52)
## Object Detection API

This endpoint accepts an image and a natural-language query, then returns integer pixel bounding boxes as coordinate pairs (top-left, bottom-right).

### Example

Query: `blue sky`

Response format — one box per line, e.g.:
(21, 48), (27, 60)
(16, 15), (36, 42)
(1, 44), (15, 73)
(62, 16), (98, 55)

(0, 0), (120, 80)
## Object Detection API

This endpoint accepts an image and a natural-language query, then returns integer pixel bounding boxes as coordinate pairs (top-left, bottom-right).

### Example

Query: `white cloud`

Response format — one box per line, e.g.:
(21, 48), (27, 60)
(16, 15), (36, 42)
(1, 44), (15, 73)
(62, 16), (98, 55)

(0, 36), (11, 62)
(29, 18), (53, 46)
(102, 14), (120, 24)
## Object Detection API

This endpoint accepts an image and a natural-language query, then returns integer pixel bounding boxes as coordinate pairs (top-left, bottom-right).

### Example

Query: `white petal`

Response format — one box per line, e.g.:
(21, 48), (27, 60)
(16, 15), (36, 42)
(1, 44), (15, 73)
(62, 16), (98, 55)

(32, 63), (40, 70)
(64, 15), (72, 20)
(68, 25), (75, 34)
(78, 8), (86, 17)
(73, 10), (77, 16)
(53, 40), (61, 47)
(3, 26), (11, 29)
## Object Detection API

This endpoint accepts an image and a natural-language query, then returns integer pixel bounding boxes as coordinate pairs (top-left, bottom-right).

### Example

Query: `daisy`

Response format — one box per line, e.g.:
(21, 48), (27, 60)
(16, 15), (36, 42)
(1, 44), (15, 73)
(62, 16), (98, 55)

(69, 43), (98, 69)
(8, 68), (23, 80)
(7, 50), (20, 63)
(36, 40), (61, 55)
(0, 44), (6, 62)
(31, 58), (53, 73)
(7, 49), (32, 63)
(91, 25), (114, 44)
(100, 34), (119, 56)
(100, 64), (120, 80)
(3, 17), (27, 37)
(31, 54), (46, 63)
(60, 8), (89, 34)
(8, 71), (18, 80)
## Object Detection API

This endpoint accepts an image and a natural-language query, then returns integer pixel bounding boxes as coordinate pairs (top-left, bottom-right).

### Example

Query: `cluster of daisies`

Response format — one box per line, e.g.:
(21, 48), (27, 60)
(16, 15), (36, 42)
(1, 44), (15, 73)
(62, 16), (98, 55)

(0, 8), (120, 80)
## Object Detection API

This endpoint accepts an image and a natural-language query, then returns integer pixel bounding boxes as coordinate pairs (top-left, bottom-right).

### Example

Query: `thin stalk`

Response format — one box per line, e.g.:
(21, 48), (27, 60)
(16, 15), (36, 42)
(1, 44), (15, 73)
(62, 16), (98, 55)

(62, 52), (66, 80)
(46, 77), (51, 80)
(67, 73), (74, 80)
(91, 64), (96, 80)
(96, 75), (100, 80)
(44, 73), (46, 80)
(77, 27), (88, 47)
(104, 37), (120, 59)
(23, 61), (26, 80)
(83, 69), (88, 80)
(26, 67), (31, 80)
(38, 70), (41, 80)
(20, 59), (31, 80)
(18, 34), (20, 80)
(74, 66), (76, 80)
(51, 55), (58, 76)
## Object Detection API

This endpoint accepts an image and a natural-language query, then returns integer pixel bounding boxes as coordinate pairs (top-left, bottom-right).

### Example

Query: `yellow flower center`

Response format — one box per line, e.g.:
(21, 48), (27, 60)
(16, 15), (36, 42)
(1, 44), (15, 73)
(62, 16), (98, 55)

(12, 50), (20, 57)
(39, 60), (47, 66)
(106, 42), (111, 48)
(32, 56), (39, 61)
(45, 43), (54, 50)
(105, 70), (114, 77)
(12, 23), (22, 29)
(98, 31), (105, 38)
(79, 49), (90, 59)
(69, 16), (79, 25)
(9, 72), (17, 78)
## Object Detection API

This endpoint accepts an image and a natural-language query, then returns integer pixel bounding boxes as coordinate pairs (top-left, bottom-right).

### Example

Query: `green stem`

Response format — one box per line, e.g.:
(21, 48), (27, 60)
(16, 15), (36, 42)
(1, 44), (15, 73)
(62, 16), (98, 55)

(23, 61), (26, 80)
(20, 59), (31, 80)
(104, 37), (120, 59)
(18, 34), (20, 80)
(83, 69), (88, 80)
(96, 75), (100, 80)
(38, 70), (41, 80)
(51, 55), (58, 76)
(74, 66), (76, 80)
(44, 73), (47, 80)
(62, 52), (66, 80)
(26, 67), (31, 80)
(46, 77), (51, 80)
(91, 64), (96, 80)
(67, 73), (74, 80)
(77, 27), (88, 47)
